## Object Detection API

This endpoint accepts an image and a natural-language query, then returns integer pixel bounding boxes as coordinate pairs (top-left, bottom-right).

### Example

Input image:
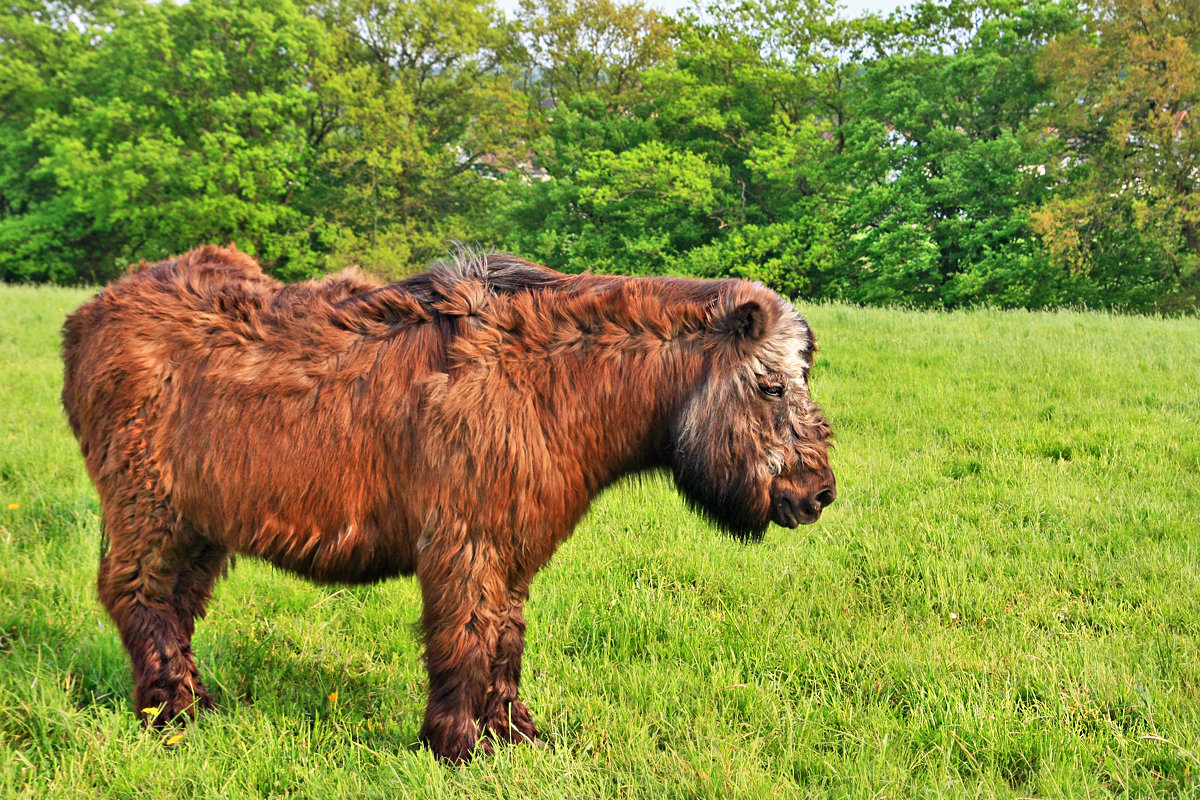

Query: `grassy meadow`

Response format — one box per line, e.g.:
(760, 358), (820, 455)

(1, 284), (1198, 798)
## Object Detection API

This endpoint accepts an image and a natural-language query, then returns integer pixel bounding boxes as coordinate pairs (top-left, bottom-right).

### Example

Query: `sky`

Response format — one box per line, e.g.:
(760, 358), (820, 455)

(496, 0), (905, 18)
(837, 0), (904, 16)
(651, 0), (904, 14)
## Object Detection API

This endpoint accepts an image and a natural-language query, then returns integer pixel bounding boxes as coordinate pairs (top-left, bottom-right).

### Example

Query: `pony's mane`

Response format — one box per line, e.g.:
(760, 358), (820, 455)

(428, 247), (568, 295)
(326, 249), (735, 342)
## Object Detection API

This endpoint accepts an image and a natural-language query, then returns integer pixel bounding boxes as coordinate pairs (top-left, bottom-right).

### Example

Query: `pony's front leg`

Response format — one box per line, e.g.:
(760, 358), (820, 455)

(417, 533), (505, 763)
(482, 580), (540, 746)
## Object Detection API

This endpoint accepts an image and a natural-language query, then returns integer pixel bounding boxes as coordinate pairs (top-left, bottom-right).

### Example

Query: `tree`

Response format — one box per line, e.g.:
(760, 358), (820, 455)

(631, 0), (848, 291)
(310, 0), (531, 276)
(0, 0), (335, 283)
(830, 0), (1083, 307)
(516, 0), (673, 111)
(496, 0), (700, 274)
(1035, 0), (1200, 309)
(0, 0), (131, 282)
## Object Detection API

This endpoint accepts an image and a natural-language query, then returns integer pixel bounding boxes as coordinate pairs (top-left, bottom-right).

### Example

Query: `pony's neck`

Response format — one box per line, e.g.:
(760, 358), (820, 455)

(526, 279), (719, 495)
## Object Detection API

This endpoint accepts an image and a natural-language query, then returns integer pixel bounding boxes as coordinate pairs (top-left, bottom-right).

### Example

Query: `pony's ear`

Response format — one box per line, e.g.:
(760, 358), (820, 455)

(715, 300), (769, 342)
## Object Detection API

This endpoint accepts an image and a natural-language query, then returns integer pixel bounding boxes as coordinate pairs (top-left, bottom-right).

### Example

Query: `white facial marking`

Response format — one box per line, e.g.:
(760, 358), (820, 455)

(746, 313), (812, 393)
(749, 309), (819, 480)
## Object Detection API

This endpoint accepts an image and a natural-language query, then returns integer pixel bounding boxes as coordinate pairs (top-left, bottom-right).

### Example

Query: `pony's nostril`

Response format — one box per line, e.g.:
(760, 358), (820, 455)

(773, 493), (802, 527)
(815, 488), (836, 509)
(776, 493), (797, 517)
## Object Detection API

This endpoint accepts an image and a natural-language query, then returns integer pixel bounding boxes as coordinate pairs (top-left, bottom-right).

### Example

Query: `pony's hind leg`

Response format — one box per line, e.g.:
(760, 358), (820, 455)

(98, 491), (226, 726)
(166, 537), (229, 713)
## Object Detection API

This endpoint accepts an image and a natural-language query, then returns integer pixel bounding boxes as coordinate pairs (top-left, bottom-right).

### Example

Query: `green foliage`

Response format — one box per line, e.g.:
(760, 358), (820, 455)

(499, 138), (726, 274)
(0, 0), (531, 283)
(311, 0), (531, 278)
(828, 0), (1082, 308)
(1033, 0), (1200, 311)
(1, 0), (1198, 311)
(516, 0), (673, 110)
(5, 286), (1200, 795)
(0, 0), (335, 282)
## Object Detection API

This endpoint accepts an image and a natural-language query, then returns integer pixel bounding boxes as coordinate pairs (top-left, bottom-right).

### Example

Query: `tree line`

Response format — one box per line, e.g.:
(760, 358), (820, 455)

(2, 0), (1197, 311)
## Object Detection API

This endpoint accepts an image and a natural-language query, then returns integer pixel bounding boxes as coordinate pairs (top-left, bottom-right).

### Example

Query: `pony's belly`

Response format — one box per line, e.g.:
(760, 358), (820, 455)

(227, 515), (415, 584)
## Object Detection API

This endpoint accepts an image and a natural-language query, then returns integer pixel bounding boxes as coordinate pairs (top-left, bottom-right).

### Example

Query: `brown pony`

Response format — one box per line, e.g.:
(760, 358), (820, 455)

(61, 246), (835, 762)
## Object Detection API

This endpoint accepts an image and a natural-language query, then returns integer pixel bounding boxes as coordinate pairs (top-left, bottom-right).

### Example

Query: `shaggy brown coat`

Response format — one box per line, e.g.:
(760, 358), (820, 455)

(61, 246), (835, 762)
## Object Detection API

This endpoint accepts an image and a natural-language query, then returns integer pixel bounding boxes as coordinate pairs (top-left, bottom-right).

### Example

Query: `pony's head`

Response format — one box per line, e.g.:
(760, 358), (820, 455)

(671, 285), (835, 540)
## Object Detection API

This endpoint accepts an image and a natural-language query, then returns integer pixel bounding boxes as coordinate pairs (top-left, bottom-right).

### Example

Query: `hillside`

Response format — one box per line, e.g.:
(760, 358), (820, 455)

(1, 284), (1198, 798)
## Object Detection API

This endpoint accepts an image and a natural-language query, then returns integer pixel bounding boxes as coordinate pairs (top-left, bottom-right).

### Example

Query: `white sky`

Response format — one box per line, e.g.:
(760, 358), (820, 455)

(495, 0), (905, 18)
(654, 0), (904, 15)
(837, 0), (904, 16)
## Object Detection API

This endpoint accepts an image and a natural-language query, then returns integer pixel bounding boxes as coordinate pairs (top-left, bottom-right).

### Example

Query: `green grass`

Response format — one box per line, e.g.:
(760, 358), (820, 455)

(2, 284), (1199, 798)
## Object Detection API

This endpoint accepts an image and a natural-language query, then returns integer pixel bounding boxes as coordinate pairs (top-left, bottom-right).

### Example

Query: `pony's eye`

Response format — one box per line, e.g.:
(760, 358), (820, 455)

(760, 384), (785, 398)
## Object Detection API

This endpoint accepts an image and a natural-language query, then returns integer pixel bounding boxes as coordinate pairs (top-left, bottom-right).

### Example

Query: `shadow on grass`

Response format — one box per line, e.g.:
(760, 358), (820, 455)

(1, 607), (428, 758)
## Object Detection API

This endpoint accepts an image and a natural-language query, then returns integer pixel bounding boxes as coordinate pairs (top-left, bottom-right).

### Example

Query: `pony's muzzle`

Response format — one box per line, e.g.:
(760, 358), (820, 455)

(771, 471), (836, 527)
